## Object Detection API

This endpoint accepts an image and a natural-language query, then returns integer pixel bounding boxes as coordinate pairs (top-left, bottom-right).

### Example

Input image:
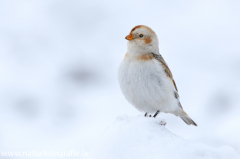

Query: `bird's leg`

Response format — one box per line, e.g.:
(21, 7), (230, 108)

(144, 112), (148, 117)
(153, 110), (160, 118)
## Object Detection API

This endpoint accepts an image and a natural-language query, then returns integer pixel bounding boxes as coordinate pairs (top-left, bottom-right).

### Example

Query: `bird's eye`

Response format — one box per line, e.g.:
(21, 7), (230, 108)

(139, 34), (143, 38)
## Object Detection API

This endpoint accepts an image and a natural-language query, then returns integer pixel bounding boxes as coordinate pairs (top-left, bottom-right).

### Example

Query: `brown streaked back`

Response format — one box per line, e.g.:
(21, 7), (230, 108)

(152, 53), (178, 92)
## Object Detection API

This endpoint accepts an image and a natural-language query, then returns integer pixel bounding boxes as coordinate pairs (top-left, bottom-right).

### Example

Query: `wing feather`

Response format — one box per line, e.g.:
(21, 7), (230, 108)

(152, 53), (178, 92)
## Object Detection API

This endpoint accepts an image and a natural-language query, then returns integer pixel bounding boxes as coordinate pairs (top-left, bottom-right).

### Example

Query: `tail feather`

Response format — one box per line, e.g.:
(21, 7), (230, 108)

(180, 116), (197, 126)
(180, 110), (197, 126)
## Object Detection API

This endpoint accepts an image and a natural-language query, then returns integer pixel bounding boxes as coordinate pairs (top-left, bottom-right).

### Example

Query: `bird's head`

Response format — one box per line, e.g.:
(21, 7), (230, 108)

(125, 25), (159, 54)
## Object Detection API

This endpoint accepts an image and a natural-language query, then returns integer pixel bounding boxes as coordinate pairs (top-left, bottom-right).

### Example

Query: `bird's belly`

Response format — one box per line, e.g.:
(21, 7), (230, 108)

(119, 59), (173, 113)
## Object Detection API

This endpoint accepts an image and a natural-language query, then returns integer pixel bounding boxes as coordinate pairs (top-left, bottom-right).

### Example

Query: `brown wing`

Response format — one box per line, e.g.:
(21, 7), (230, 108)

(152, 53), (178, 92)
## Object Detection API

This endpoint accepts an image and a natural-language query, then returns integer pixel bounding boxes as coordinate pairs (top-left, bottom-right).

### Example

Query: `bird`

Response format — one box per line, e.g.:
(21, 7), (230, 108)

(118, 25), (197, 126)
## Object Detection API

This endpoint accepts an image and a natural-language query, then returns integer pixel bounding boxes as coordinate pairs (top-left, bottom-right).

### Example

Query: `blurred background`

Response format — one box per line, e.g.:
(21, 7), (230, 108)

(0, 0), (240, 158)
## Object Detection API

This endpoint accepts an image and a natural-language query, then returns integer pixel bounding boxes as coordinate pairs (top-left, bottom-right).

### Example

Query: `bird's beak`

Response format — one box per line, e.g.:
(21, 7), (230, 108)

(125, 34), (134, 40)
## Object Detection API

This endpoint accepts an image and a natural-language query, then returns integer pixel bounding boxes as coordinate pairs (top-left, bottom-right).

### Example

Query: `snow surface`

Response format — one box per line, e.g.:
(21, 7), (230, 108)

(0, 1), (240, 158)
(89, 116), (240, 159)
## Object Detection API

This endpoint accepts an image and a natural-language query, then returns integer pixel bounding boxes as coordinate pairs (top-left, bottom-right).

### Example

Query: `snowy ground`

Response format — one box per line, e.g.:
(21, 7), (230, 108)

(89, 116), (240, 159)
(0, 0), (240, 158)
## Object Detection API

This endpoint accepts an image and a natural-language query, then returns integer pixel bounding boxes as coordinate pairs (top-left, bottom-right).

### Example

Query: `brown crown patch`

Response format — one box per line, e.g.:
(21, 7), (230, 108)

(130, 25), (155, 34)
(130, 25), (144, 33)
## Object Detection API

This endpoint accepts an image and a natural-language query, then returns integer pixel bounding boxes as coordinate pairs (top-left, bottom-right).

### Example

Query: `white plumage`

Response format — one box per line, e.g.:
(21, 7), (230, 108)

(118, 25), (197, 126)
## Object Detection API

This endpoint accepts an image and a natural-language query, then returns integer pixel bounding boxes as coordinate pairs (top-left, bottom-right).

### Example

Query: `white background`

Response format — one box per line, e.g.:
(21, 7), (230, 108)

(0, 0), (240, 158)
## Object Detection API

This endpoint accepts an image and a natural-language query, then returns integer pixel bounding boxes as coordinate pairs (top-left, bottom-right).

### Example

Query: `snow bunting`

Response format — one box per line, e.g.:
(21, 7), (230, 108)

(118, 25), (197, 126)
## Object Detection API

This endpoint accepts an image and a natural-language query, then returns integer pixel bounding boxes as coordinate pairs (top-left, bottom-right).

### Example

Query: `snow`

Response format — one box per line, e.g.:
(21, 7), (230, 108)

(89, 115), (239, 159)
(0, 0), (240, 158)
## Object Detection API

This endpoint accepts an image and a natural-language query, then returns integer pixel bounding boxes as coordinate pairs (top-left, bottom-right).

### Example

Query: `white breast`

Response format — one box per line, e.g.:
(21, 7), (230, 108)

(118, 55), (179, 113)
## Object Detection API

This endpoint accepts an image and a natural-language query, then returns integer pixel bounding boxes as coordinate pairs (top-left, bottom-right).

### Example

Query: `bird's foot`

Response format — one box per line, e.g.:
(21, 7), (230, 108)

(153, 110), (160, 118)
(144, 112), (148, 117)
(144, 112), (161, 118)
